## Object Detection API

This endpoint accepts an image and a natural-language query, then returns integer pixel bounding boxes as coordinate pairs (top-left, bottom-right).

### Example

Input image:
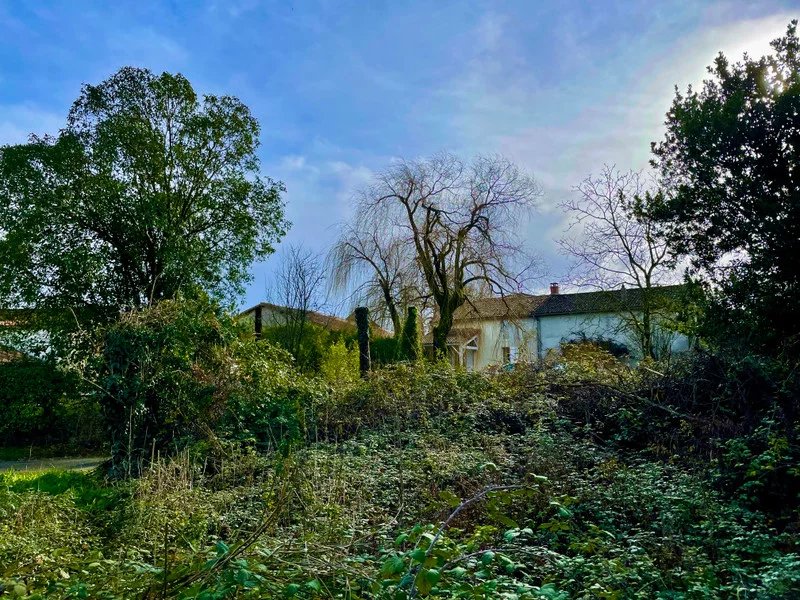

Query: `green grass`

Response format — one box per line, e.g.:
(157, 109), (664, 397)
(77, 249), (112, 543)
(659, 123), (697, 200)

(0, 468), (122, 514)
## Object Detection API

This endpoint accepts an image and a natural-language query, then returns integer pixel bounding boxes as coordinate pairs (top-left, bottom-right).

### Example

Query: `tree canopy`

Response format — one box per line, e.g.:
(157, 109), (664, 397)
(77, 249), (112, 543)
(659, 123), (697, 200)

(329, 211), (423, 335)
(651, 21), (800, 356)
(0, 67), (287, 313)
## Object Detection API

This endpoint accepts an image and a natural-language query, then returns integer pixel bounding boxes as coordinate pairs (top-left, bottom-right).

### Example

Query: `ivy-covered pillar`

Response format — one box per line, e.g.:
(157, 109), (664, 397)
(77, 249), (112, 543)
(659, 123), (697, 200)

(354, 306), (371, 377)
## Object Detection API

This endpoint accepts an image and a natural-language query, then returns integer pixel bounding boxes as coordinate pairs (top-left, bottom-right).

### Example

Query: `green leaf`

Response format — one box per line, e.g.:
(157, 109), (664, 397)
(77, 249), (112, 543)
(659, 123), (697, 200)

(410, 548), (427, 562)
(417, 570), (433, 596)
(381, 555), (406, 576)
(424, 568), (441, 584)
(215, 540), (230, 557)
(439, 489), (461, 507)
(448, 566), (467, 579)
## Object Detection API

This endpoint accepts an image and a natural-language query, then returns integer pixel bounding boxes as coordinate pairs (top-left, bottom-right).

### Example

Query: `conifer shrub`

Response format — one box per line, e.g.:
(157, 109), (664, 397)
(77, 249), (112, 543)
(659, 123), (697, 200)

(398, 306), (421, 361)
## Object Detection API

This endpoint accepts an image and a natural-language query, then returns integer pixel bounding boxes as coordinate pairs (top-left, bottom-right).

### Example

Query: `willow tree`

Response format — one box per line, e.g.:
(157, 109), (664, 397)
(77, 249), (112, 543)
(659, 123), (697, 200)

(363, 153), (540, 355)
(328, 210), (421, 336)
(0, 67), (287, 314)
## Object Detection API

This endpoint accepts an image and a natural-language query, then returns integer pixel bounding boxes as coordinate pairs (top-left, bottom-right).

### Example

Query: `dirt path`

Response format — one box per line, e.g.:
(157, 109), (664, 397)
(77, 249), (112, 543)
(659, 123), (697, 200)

(0, 457), (106, 472)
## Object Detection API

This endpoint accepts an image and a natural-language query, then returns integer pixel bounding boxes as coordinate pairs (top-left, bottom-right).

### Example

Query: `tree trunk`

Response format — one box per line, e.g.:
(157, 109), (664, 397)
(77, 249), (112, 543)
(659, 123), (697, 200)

(384, 290), (401, 339)
(641, 282), (655, 360)
(432, 307), (454, 358)
(354, 306), (371, 377)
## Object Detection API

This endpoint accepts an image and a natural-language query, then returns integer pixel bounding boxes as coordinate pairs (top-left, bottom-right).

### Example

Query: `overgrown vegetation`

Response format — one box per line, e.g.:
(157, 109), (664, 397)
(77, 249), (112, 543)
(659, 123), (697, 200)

(2, 342), (799, 598)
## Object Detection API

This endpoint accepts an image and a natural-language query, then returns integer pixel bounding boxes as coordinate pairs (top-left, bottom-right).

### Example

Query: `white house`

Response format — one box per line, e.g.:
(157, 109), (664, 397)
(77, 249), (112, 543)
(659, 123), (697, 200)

(424, 283), (691, 370)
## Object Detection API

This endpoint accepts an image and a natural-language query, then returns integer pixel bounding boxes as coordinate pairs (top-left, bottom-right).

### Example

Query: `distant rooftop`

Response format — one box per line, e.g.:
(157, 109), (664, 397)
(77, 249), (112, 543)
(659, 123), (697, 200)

(452, 284), (687, 321)
(239, 302), (392, 338)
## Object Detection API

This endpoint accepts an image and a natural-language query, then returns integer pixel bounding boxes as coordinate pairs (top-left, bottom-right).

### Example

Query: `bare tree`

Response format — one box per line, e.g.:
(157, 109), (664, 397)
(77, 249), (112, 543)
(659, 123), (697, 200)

(328, 211), (422, 336)
(363, 153), (541, 355)
(558, 165), (679, 358)
(269, 245), (327, 357)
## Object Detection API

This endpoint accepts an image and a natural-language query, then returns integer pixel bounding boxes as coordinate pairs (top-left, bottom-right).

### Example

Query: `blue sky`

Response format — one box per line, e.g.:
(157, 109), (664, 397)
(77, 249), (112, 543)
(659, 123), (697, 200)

(1, 0), (796, 310)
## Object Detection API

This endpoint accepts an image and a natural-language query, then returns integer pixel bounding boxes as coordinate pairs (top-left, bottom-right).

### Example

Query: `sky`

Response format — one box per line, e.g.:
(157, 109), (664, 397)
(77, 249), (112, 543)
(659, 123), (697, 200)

(0, 0), (796, 311)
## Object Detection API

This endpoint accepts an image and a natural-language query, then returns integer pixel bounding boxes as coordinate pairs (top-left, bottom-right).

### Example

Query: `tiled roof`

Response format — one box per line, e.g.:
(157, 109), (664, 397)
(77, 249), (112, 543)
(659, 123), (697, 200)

(451, 285), (686, 321)
(532, 285), (685, 316)
(422, 327), (480, 345)
(452, 293), (547, 320)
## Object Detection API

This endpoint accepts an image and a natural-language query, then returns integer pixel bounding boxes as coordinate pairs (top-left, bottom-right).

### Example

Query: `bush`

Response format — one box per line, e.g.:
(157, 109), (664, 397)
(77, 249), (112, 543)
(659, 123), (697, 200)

(319, 339), (359, 387)
(370, 336), (399, 366)
(260, 322), (356, 372)
(0, 357), (101, 447)
(311, 360), (548, 441)
(92, 295), (318, 474)
(398, 306), (422, 361)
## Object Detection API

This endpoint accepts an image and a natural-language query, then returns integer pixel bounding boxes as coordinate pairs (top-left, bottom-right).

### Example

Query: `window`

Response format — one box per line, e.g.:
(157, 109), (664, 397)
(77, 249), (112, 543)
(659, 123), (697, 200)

(502, 346), (518, 364)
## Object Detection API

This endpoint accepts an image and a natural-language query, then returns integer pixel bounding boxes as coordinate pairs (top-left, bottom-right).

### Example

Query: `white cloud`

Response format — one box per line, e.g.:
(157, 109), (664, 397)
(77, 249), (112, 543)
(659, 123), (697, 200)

(441, 11), (794, 198)
(278, 155), (307, 171)
(416, 9), (795, 288)
(267, 155), (374, 249)
(0, 105), (63, 145)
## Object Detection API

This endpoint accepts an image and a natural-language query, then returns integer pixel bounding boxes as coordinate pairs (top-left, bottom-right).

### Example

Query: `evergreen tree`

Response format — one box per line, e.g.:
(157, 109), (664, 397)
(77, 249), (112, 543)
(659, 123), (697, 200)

(398, 306), (421, 361)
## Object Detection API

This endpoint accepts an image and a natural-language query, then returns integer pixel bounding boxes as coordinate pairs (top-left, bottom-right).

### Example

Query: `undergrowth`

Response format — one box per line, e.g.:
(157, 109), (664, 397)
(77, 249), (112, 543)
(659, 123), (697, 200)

(1, 350), (799, 598)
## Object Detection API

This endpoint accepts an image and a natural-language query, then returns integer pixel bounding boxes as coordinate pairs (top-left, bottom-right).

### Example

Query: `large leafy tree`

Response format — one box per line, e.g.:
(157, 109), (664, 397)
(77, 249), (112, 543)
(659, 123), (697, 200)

(652, 21), (800, 356)
(0, 67), (287, 313)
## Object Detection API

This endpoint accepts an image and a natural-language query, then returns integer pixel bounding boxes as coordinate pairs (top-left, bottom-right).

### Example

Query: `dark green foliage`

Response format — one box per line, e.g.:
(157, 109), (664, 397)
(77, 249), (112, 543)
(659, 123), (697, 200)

(651, 20), (800, 357)
(371, 335), (400, 366)
(93, 295), (312, 473)
(354, 306), (371, 376)
(398, 306), (422, 361)
(0, 357), (101, 447)
(0, 66), (287, 312)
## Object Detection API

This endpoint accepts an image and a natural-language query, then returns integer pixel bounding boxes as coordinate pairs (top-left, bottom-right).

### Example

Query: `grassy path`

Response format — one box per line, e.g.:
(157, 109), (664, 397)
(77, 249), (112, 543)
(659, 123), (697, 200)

(0, 456), (105, 472)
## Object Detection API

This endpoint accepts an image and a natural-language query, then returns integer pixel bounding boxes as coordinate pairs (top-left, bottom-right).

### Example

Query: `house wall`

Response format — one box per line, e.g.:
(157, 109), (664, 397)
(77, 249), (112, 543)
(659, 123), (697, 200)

(455, 312), (690, 370)
(539, 313), (689, 358)
(537, 312), (690, 359)
(538, 312), (628, 356)
(453, 318), (537, 370)
(240, 306), (287, 328)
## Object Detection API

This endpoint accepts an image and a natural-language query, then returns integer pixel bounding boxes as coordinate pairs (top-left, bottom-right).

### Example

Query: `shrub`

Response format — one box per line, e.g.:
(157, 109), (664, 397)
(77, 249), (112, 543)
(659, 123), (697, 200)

(398, 306), (422, 361)
(370, 336), (399, 366)
(261, 322), (356, 372)
(92, 295), (317, 474)
(319, 339), (359, 387)
(0, 357), (100, 446)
